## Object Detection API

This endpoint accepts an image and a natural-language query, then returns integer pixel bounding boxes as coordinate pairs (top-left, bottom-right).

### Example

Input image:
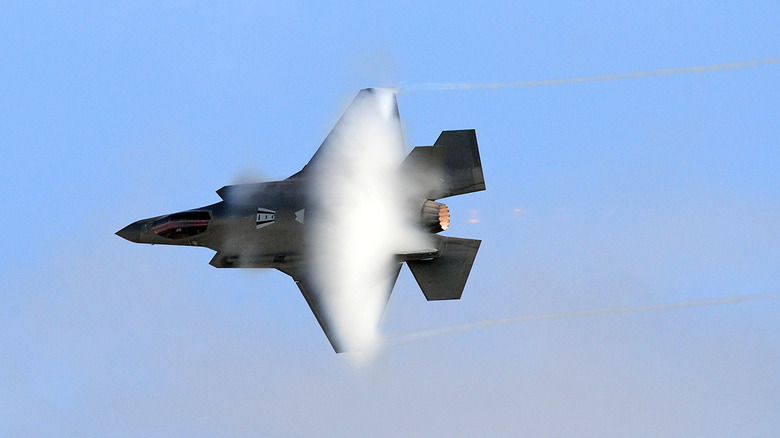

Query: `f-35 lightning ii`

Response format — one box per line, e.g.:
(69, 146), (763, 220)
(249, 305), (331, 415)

(117, 88), (485, 352)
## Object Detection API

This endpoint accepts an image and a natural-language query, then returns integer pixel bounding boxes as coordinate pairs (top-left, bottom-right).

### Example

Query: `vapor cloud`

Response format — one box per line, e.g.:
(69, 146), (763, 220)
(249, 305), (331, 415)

(390, 292), (778, 346)
(403, 56), (779, 91)
(309, 89), (428, 358)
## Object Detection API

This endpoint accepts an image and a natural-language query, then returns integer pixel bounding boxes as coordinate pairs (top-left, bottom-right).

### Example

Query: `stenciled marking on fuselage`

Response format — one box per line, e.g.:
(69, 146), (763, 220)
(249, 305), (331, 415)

(256, 208), (276, 229)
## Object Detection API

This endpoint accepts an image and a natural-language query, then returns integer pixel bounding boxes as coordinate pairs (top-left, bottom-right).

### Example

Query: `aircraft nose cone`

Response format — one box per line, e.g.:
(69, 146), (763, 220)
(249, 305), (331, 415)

(116, 221), (143, 243)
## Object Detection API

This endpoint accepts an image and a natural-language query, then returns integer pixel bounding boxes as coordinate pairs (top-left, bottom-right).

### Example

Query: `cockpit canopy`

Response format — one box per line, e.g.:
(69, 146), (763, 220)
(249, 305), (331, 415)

(151, 211), (211, 240)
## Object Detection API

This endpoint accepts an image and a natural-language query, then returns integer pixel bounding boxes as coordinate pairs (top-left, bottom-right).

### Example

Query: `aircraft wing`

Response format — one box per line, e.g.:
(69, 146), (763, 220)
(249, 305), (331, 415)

(288, 88), (404, 179)
(276, 264), (402, 353)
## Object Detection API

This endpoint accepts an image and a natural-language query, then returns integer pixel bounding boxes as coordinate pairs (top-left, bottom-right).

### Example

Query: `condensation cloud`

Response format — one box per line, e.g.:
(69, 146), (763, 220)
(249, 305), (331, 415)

(308, 89), (428, 358)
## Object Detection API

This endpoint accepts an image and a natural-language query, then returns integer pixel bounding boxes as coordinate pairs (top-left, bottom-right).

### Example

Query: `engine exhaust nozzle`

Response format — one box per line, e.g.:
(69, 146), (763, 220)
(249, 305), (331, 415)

(420, 200), (450, 233)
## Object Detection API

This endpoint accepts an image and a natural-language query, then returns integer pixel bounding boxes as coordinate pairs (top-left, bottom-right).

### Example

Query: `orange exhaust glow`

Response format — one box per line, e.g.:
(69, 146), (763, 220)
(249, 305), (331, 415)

(421, 200), (450, 233)
(439, 204), (450, 231)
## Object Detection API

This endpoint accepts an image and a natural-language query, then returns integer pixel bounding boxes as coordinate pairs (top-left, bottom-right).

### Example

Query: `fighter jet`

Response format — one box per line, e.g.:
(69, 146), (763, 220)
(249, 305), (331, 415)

(117, 88), (485, 352)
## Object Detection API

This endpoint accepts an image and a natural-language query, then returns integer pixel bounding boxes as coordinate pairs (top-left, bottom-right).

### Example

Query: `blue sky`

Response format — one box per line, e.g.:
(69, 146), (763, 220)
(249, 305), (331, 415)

(1, 2), (778, 436)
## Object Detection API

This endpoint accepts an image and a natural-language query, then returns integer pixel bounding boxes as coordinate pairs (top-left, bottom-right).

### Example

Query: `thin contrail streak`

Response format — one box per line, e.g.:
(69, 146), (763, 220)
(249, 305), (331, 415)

(401, 57), (779, 92)
(389, 292), (778, 346)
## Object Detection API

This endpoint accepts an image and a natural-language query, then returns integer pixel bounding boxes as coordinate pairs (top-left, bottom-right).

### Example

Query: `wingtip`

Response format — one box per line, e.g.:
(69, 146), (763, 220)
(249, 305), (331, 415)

(359, 86), (400, 95)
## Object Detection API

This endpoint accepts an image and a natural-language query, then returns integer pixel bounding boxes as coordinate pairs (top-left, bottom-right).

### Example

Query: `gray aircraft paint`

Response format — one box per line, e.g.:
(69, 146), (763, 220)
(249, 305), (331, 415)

(117, 88), (486, 353)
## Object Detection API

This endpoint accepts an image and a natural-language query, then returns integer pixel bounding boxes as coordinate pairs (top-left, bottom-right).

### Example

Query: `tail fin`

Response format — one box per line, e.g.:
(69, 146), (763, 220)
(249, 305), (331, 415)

(402, 129), (486, 200)
(407, 236), (481, 300)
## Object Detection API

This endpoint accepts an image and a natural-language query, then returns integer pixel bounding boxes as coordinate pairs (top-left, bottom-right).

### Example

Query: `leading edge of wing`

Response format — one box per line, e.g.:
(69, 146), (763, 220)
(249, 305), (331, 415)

(288, 87), (402, 179)
(277, 264), (402, 353)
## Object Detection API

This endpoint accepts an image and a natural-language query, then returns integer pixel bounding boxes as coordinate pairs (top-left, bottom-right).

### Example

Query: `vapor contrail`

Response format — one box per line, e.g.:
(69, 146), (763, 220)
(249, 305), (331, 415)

(389, 292), (778, 346)
(402, 57), (779, 92)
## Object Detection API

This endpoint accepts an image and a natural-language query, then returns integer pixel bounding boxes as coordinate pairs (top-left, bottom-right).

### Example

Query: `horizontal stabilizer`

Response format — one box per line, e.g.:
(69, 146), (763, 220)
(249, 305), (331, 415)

(407, 236), (481, 301)
(402, 129), (485, 200)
